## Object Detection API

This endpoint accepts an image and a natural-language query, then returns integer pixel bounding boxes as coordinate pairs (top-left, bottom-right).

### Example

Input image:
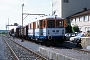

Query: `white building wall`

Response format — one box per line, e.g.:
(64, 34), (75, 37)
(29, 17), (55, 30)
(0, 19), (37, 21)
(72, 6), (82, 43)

(52, 0), (90, 18)
(71, 14), (90, 33)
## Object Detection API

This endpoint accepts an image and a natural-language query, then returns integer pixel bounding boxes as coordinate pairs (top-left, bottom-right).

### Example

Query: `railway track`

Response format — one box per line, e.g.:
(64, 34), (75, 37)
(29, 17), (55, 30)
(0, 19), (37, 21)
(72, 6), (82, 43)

(15, 37), (90, 54)
(3, 37), (48, 60)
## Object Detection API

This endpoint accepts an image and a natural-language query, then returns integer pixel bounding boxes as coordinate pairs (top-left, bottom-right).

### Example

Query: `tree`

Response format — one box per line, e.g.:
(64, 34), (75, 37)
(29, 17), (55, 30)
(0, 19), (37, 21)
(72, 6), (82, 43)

(72, 25), (80, 32)
(1, 32), (7, 34)
(65, 24), (73, 33)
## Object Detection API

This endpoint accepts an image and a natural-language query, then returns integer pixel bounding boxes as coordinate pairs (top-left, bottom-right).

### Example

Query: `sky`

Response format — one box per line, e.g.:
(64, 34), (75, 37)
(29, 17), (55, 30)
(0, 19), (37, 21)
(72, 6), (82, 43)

(0, 0), (52, 30)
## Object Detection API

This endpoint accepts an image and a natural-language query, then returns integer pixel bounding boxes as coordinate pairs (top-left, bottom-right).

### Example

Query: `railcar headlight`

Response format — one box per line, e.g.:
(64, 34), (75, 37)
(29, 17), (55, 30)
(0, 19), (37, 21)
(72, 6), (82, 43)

(48, 30), (49, 34)
(48, 36), (52, 40)
(62, 29), (64, 34)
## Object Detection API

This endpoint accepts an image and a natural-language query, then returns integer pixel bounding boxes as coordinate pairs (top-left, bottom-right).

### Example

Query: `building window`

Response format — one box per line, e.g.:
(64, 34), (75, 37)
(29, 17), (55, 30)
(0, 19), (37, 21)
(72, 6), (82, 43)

(84, 15), (89, 21)
(85, 27), (88, 32)
(63, 0), (69, 3)
(79, 27), (82, 31)
(89, 15), (90, 21)
(79, 16), (84, 22)
(88, 27), (90, 31)
(76, 18), (79, 22)
(72, 18), (75, 23)
(85, 27), (90, 32)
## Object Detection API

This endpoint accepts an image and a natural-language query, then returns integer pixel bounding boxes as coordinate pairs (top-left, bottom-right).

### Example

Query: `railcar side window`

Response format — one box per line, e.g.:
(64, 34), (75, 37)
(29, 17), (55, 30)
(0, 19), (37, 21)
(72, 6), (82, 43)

(56, 30), (59, 32)
(37, 21), (39, 28)
(39, 20), (43, 26)
(52, 30), (55, 32)
(29, 24), (31, 29)
(48, 20), (55, 28)
(56, 20), (64, 28)
(43, 20), (46, 27)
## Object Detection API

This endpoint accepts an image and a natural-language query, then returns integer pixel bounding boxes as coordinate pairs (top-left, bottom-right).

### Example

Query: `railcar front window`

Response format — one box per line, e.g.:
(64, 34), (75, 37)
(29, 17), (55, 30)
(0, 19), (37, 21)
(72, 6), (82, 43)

(56, 20), (64, 28)
(48, 20), (55, 28)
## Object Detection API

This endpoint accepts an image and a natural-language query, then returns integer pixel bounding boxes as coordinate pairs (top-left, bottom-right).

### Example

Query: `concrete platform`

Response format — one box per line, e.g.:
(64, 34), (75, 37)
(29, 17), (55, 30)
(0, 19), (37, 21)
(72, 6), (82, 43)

(81, 37), (90, 49)
(39, 47), (90, 60)
(39, 47), (76, 60)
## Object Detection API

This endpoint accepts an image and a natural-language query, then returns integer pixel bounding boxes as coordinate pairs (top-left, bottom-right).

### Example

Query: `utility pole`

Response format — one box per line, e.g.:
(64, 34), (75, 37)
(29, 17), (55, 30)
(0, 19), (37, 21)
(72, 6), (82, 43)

(8, 18), (9, 31)
(52, 0), (53, 16)
(8, 18), (9, 37)
(21, 3), (24, 42)
(6, 23), (7, 36)
(21, 4), (45, 42)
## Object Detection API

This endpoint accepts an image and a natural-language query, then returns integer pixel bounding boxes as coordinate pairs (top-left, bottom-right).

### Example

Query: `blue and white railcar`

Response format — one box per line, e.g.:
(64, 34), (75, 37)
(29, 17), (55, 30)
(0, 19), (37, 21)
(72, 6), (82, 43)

(34, 16), (66, 45)
(28, 22), (35, 40)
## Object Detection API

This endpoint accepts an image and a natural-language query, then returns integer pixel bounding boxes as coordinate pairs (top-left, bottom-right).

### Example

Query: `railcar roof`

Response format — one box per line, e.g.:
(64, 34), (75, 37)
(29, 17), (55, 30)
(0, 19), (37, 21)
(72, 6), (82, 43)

(16, 25), (22, 28)
(36, 16), (65, 20)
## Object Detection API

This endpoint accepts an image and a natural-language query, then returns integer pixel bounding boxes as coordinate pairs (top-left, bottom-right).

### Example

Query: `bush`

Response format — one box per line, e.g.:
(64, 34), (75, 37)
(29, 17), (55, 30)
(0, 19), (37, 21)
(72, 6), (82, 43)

(65, 24), (73, 33)
(72, 25), (80, 32)
(1, 32), (7, 34)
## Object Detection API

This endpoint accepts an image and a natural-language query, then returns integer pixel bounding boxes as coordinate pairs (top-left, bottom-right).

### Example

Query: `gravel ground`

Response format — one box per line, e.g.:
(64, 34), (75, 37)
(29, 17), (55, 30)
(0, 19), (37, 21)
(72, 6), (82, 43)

(9, 37), (44, 52)
(5, 37), (42, 60)
(10, 37), (90, 60)
(0, 36), (5, 60)
(0, 36), (15, 60)
(0, 36), (47, 60)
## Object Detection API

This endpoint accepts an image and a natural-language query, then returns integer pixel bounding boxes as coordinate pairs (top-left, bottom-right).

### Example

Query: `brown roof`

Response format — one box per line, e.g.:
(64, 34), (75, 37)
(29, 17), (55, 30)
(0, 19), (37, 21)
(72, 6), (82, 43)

(67, 9), (90, 18)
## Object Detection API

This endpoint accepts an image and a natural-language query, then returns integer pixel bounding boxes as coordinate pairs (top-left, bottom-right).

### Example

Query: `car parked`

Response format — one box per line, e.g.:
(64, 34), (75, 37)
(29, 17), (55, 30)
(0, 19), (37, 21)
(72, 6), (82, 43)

(65, 33), (77, 41)
(70, 33), (85, 43)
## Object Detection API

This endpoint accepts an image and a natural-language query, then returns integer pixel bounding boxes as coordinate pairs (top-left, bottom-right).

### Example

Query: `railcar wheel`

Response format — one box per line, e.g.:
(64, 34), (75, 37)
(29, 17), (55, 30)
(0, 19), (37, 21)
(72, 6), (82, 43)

(57, 39), (64, 44)
(40, 39), (44, 45)
(35, 38), (39, 43)
(42, 40), (47, 45)
(46, 40), (54, 46)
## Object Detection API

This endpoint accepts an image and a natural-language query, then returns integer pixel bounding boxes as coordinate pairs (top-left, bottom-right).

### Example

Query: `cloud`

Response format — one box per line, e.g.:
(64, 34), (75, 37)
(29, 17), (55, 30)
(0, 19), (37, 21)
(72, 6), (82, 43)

(0, 0), (28, 12)
(2, 0), (18, 3)
(0, 0), (28, 4)
(0, 5), (12, 10)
